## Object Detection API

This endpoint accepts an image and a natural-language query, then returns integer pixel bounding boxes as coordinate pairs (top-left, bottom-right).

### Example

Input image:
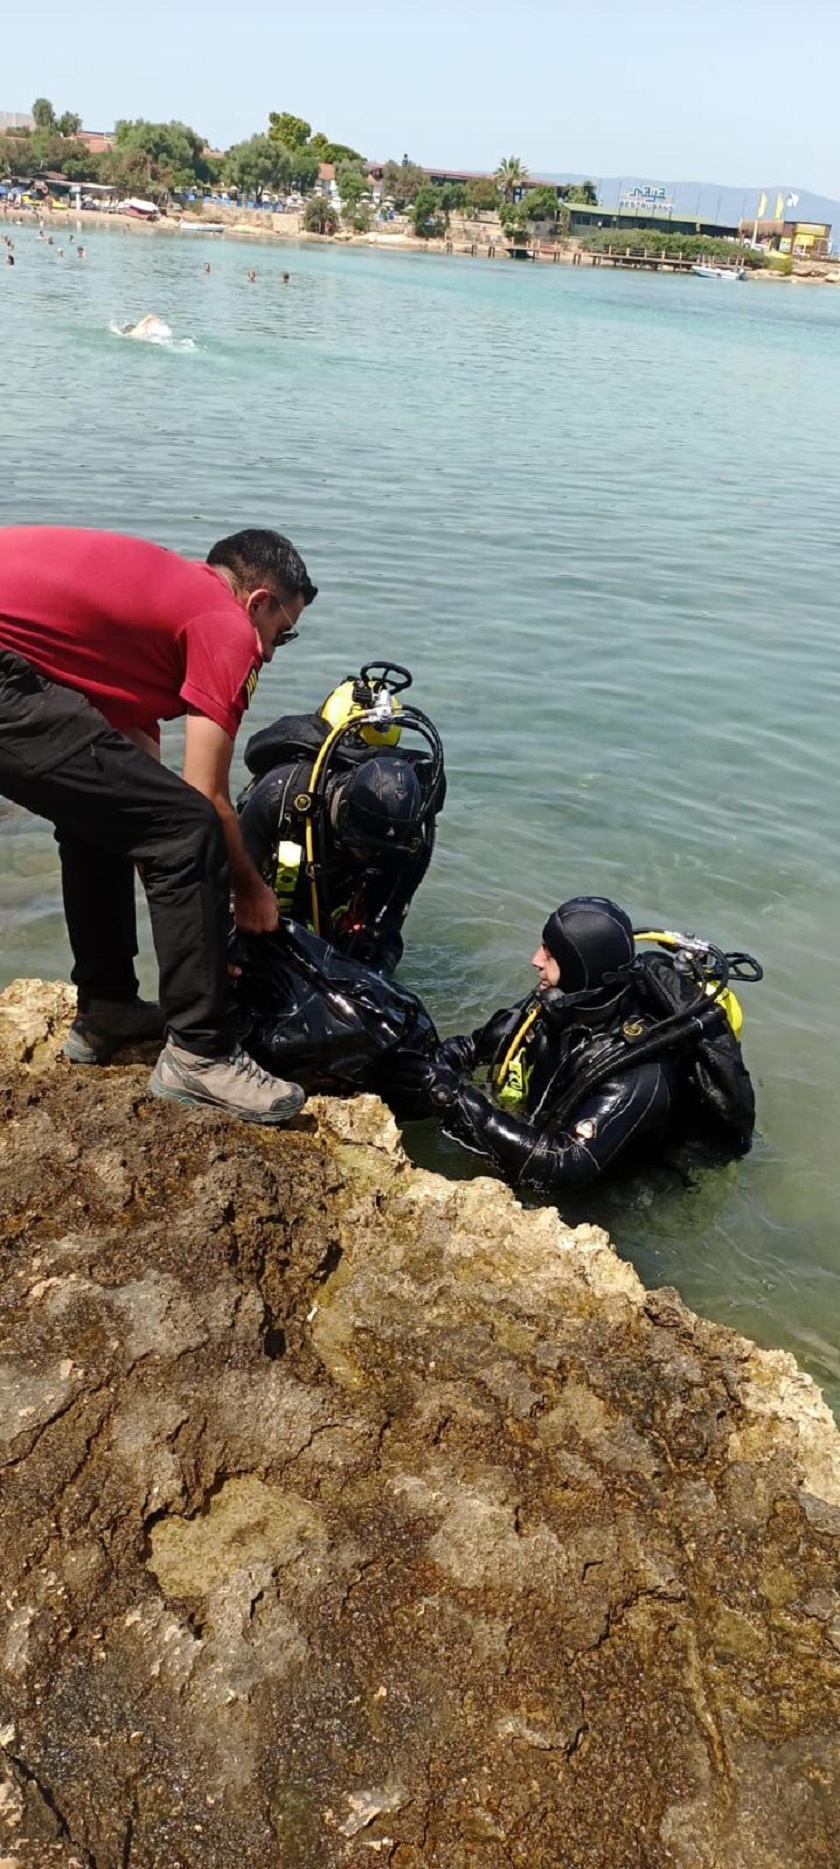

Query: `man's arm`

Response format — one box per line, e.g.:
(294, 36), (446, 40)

(182, 713), (278, 934)
(440, 1061), (673, 1192)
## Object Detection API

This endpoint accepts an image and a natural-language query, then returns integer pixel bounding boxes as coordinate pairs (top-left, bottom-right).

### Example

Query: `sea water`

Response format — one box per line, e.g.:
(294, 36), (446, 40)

(2, 224), (839, 1407)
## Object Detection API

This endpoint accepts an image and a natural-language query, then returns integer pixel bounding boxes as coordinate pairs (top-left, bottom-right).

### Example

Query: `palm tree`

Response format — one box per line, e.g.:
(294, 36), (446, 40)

(495, 156), (529, 203)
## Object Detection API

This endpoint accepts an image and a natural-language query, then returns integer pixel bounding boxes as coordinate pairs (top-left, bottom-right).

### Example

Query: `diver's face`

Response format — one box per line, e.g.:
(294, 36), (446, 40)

(531, 944), (560, 990)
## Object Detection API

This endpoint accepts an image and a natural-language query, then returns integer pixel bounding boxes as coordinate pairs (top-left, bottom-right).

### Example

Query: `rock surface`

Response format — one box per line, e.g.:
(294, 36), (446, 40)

(1, 980), (839, 1869)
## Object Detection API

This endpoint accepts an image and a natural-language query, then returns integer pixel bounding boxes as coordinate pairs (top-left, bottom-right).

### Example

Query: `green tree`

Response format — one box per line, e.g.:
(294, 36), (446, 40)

(223, 134), (293, 200)
(311, 132), (366, 164)
(565, 180), (598, 205)
(499, 200), (531, 242)
(56, 110), (82, 137)
(350, 202), (371, 233)
(31, 97), (56, 131)
(525, 184), (561, 222)
(381, 158), (426, 209)
(495, 155), (529, 202)
(438, 181), (467, 212)
(268, 112), (312, 149)
(105, 120), (215, 194)
(303, 195), (338, 234)
(411, 185), (447, 239)
(465, 176), (500, 214)
(287, 145), (320, 193)
(336, 161), (367, 208)
(4, 123), (96, 181)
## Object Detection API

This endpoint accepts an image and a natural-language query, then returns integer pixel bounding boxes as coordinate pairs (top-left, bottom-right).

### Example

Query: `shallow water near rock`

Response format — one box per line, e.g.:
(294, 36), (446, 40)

(1, 226), (839, 1407)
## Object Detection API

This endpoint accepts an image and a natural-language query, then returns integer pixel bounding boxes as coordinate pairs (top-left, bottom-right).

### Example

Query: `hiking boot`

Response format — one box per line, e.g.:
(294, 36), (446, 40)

(149, 1040), (305, 1125)
(64, 996), (165, 1065)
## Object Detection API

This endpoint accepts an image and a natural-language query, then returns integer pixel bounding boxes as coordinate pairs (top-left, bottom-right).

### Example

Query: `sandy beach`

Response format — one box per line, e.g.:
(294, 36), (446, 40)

(12, 196), (839, 278)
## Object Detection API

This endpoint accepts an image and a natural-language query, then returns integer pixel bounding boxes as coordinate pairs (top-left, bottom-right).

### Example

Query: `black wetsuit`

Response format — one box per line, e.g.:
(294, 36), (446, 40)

(237, 713), (444, 975)
(433, 986), (682, 1193)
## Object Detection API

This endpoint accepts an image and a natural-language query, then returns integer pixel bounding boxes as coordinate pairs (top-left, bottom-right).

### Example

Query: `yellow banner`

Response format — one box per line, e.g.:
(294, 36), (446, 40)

(757, 192), (767, 217)
(774, 192), (785, 220)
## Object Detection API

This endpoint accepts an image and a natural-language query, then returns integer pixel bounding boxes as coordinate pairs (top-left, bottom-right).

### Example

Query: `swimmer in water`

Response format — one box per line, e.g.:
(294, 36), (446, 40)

(202, 262), (211, 274)
(246, 269), (257, 283)
(120, 313), (172, 342)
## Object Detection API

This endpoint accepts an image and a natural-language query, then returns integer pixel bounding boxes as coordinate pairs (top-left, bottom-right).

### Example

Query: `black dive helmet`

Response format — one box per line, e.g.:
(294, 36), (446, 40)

(541, 896), (635, 993)
(296, 662), (445, 936)
(334, 756), (426, 853)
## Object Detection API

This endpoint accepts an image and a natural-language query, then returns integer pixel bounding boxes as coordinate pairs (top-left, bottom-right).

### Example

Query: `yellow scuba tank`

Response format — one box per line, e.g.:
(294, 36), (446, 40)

(320, 677), (402, 748)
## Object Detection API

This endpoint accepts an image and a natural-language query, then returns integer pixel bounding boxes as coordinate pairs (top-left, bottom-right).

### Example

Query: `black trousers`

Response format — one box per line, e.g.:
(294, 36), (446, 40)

(0, 648), (233, 1055)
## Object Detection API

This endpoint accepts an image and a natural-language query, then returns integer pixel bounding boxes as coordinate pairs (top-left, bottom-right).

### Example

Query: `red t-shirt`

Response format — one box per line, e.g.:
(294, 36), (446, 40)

(0, 526), (263, 740)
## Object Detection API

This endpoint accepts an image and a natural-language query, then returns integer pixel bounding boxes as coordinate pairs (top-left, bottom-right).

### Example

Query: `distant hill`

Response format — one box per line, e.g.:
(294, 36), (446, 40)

(542, 172), (839, 240)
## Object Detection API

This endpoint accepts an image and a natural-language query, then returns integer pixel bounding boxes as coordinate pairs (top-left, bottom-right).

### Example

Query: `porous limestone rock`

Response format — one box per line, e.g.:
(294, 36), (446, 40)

(1, 981), (839, 1868)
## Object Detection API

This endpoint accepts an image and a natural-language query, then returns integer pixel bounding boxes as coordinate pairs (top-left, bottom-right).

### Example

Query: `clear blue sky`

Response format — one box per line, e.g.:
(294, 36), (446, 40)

(6, 0), (839, 199)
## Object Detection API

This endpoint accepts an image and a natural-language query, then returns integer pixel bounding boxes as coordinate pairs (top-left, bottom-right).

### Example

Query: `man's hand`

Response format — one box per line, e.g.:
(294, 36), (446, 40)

(233, 875), (279, 935)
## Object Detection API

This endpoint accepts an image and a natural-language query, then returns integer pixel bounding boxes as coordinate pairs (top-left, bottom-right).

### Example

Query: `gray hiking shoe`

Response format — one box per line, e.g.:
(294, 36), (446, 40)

(149, 1040), (305, 1125)
(64, 996), (165, 1065)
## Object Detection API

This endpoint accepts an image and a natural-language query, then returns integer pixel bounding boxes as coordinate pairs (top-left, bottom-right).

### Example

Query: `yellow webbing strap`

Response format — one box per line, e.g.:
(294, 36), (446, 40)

(493, 1005), (540, 1092)
(302, 712), (382, 937)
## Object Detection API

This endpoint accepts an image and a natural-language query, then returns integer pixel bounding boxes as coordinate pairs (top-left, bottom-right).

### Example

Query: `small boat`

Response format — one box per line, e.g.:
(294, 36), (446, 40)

(179, 220), (225, 234)
(121, 197), (160, 221)
(692, 263), (745, 281)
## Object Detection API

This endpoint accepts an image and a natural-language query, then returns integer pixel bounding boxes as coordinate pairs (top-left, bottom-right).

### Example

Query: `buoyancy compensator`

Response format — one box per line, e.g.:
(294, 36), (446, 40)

(545, 928), (763, 1153)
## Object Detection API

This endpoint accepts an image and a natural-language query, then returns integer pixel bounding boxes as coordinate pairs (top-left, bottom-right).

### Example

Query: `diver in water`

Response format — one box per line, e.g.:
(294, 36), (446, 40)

(410, 895), (759, 1193)
(237, 663), (445, 975)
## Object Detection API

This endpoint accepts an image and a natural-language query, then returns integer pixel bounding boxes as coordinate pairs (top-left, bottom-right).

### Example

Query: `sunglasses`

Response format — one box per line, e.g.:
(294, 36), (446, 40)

(273, 598), (299, 645)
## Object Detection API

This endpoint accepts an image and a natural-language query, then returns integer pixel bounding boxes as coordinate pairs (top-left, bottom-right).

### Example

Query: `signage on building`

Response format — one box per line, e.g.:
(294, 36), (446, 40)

(618, 184), (674, 217)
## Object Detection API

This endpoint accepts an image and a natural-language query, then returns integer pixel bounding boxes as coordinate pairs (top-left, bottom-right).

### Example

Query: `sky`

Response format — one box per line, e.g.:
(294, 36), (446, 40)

(5, 0), (840, 201)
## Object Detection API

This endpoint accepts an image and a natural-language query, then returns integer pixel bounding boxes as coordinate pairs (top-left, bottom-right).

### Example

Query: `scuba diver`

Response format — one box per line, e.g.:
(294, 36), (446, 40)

(409, 895), (761, 1194)
(237, 663), (445, 975)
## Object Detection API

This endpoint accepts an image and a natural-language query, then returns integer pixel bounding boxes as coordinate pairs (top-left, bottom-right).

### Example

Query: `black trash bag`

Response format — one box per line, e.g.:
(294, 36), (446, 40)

(232, 920), (439, 1117)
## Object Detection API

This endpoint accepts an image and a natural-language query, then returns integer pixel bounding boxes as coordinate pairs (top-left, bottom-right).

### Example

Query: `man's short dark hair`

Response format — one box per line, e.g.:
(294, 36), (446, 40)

(207, 529), (317, 606)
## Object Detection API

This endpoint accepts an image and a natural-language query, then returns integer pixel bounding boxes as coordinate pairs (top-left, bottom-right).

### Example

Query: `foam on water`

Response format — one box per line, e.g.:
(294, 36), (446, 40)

(2, 225), (840, 1406)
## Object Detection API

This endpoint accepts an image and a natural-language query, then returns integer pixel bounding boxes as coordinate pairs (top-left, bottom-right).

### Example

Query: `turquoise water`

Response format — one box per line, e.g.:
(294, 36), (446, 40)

(2, 224), (840, 1407)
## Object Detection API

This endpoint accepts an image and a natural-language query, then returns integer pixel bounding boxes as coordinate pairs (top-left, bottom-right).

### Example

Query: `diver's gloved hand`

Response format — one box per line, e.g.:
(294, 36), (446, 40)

(425, 1061), (461, 1109)
(436, 1036), (474, 1075)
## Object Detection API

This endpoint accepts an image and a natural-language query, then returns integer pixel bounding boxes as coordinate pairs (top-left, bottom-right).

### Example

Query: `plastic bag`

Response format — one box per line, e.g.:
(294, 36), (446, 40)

(232, 920), (438, 1112)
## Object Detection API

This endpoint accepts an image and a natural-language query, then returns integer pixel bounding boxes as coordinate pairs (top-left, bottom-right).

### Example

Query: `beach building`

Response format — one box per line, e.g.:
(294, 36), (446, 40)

(561, 201), (740, 239)
(78, 129), (114, 156)
(738, 215), (831, 257)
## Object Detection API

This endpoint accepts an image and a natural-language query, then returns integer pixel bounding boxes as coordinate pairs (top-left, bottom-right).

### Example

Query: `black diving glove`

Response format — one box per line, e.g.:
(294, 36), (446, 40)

(426, 1061), (461, 1109)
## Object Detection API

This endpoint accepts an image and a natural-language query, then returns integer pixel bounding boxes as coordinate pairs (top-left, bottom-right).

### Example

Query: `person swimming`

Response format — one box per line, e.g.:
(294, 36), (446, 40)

(119, 314), (172, 343)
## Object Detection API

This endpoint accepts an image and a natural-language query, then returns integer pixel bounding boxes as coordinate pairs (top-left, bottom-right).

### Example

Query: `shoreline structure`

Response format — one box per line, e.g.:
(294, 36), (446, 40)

(20, 198), (840, 282)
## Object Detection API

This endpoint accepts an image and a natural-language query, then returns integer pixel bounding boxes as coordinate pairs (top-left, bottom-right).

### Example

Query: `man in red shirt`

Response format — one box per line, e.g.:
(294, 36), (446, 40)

(0, 525), (318, 1124)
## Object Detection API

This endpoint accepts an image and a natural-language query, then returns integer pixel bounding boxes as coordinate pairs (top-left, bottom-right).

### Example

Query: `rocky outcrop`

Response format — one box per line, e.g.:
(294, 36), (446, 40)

(1, 980), (839, 1869)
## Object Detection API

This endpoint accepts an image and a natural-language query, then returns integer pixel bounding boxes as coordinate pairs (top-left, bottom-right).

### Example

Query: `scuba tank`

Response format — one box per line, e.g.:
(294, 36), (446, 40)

(320, 668), (404, 747)
(295, 663), (445, 938)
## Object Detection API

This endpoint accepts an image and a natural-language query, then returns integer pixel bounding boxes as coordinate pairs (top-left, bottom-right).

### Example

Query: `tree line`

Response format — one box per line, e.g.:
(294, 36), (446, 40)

(0, 100), (598, 241)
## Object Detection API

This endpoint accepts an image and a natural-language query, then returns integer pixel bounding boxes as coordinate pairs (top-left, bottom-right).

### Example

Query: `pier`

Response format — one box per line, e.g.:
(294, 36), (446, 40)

(590, 248), (740, 275)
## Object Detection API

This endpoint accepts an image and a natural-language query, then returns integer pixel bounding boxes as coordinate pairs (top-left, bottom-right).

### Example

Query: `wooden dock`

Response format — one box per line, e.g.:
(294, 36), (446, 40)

(590, 249), (741, 275)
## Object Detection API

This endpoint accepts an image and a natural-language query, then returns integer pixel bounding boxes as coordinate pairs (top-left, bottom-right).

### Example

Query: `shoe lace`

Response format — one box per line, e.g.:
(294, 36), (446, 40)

(229, 1044), (283, 1093)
